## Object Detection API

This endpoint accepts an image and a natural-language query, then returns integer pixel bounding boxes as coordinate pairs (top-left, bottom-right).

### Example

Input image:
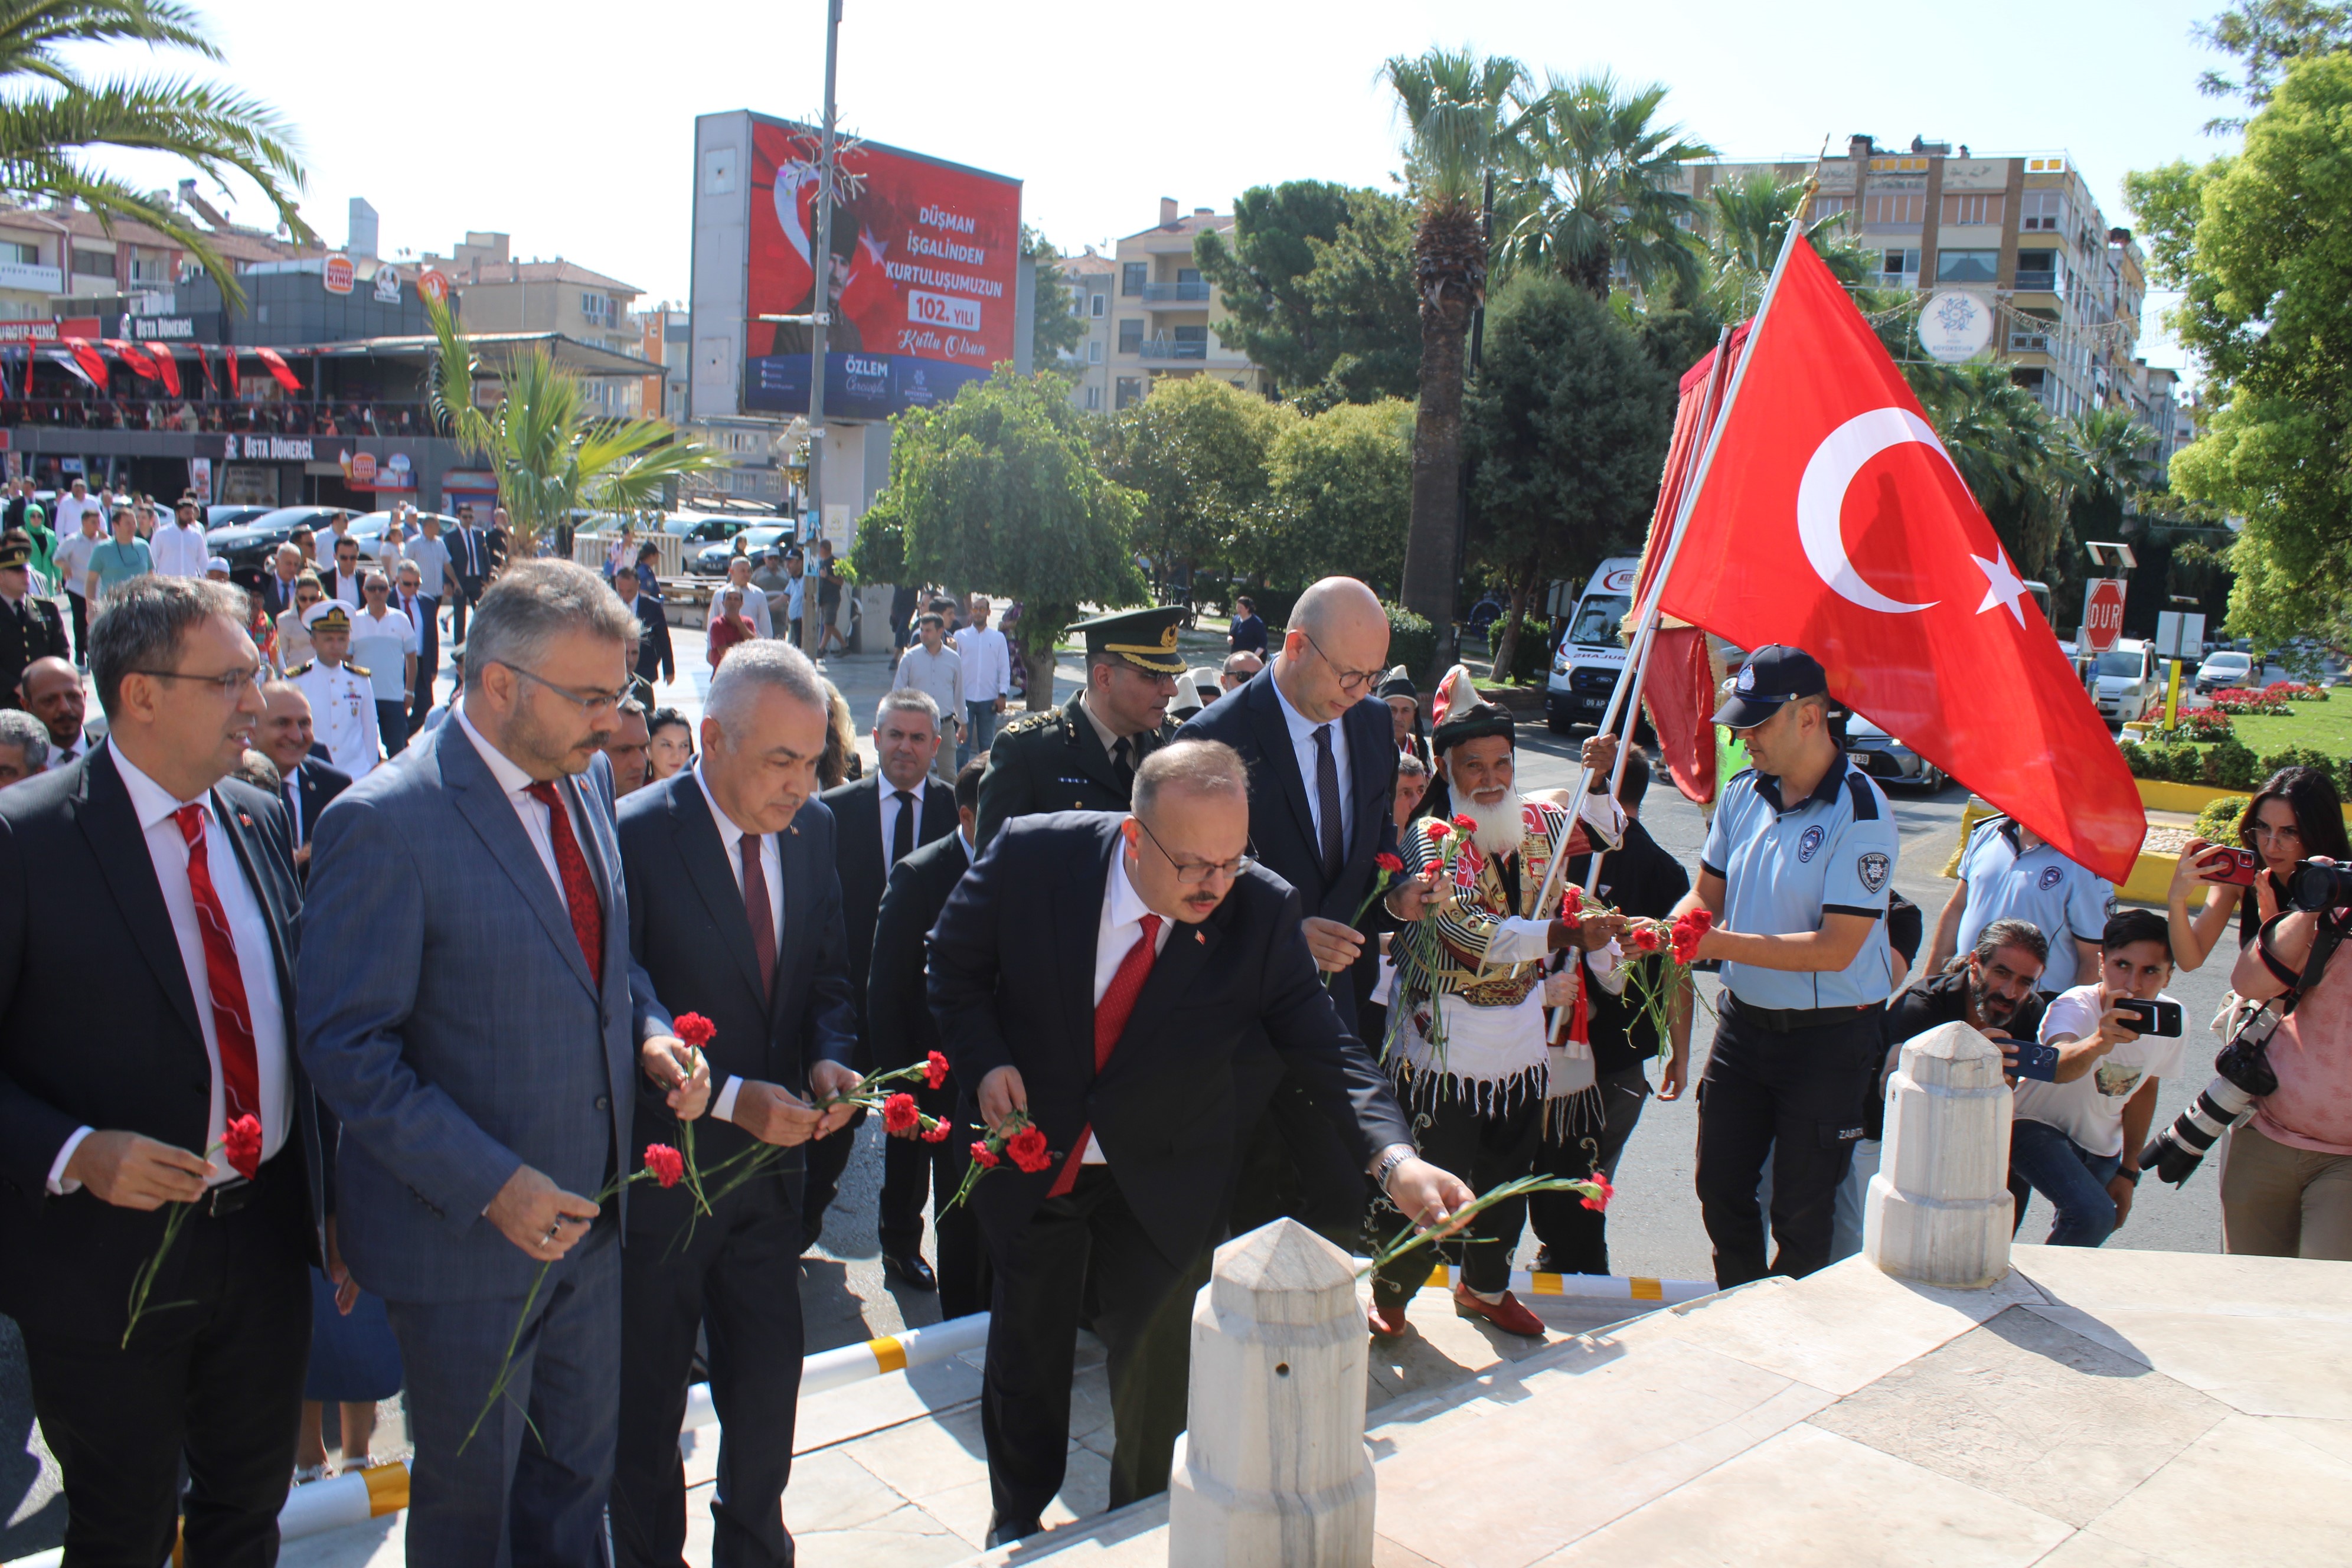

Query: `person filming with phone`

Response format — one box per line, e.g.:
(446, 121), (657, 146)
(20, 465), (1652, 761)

(2012, 910), (2185, 1246)
(2167, 766), (2350, 971)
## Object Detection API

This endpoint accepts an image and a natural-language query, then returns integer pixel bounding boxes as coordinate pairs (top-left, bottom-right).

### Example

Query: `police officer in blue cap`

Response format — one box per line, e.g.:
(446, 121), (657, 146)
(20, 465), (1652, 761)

(1672, 644), (1902, 1287)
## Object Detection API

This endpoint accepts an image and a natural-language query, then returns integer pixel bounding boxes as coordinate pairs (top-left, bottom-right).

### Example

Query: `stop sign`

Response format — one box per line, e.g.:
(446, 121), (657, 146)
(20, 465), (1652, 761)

(2080, 579), (2127, 654)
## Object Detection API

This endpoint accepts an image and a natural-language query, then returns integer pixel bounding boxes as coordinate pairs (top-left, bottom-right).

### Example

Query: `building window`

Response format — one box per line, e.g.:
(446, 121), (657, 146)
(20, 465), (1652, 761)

(1118, 319), (1142, 354)
(1121, 262), (1145, 296)
(71, 249), (113, 277)
(2015, 249), (2059, 290)
(1087, 341), (1102, 364)
(1864, 192), (1924, 227)
(1939, 193), (2005, 227)
(128, 247), (169, 282)
(1084, 386), (1102, 410)
(1935, 249), (2000, 283)
(1879, 247), (1920, 285)
(1115, 377), (1143, 410)
(0, 240), (34, 266)
(1090, 293), (1106, 317)
(1811, 195), (1853, 223)
(582, 292), (614, 326)
(2020, 191), (2066, 233)
(1176, 266), (1200, 286)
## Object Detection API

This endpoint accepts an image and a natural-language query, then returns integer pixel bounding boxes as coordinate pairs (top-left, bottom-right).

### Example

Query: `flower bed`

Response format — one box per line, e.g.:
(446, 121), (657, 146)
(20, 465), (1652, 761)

(2211, 686), (2289, 716)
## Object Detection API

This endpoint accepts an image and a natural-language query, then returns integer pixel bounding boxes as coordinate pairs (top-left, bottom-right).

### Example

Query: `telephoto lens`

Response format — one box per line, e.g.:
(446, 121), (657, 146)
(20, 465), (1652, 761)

(2144, 1078), (2259, 1185)
(2288, 858), (2352, 912)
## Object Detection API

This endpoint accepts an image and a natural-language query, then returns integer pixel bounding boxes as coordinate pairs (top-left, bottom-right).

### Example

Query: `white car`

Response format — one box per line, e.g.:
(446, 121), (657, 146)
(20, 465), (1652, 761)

(2090, 639), (2161, 726)
(2194, 650), (2254, 694)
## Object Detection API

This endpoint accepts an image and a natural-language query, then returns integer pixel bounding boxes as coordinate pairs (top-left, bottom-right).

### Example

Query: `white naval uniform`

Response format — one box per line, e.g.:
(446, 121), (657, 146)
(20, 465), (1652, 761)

(291, 658), (383, 778)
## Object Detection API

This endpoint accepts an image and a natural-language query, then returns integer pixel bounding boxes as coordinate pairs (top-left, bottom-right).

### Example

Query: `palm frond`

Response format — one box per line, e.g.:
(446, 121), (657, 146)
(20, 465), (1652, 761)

(0, 0), (222, 89)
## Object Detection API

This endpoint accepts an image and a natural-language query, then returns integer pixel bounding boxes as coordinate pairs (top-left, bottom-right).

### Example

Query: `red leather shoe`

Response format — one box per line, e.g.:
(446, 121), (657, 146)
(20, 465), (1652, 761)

(1367, 1298), (1409, 1339)
(1453, 1284), (1546, 1338)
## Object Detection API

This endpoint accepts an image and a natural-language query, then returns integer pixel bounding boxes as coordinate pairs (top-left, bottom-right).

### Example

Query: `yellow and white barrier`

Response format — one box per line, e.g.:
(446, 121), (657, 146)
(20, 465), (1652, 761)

(1403, 1263), (1715, 1305)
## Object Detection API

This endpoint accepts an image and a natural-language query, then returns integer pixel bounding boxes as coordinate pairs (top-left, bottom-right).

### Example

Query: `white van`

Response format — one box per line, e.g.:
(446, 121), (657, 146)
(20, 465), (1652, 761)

(1543, 557), (1641, 734)
(2091, 638), (2161, 726)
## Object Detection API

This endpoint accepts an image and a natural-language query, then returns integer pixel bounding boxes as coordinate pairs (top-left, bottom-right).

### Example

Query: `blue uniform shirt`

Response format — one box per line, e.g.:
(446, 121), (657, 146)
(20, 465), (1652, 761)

(1701, 761), (1900, 1010)
(1954, 816), (2113, 991)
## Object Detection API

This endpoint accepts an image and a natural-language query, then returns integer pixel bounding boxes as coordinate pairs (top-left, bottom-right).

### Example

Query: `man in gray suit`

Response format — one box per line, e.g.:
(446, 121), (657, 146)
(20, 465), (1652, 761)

(298, 560), (708, 1566)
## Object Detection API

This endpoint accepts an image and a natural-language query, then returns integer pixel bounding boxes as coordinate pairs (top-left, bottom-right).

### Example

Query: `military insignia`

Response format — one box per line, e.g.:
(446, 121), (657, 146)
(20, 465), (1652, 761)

(2038, 864), (2064, 891)
(1858, 851), (1891, 893)
(1798, 825), (1825, 863)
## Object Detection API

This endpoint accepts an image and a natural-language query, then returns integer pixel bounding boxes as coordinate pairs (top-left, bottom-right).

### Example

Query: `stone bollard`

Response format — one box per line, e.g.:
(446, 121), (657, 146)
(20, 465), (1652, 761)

(1168, 1219), (1375, 1568)
(1864, 1020), (2014, 1289)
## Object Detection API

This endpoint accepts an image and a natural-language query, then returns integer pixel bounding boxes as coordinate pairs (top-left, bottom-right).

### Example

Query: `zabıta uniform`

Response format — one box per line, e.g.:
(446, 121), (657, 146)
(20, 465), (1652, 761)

(1693, 645), (1900, 1291)
(289, 601), (383, 780)
(1954, 816), (2114, 992)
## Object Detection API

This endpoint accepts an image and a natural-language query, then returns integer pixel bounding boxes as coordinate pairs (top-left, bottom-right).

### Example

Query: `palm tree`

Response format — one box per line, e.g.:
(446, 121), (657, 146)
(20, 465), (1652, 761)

(1502, 71), (1714, 298)
(1913, 365), (2082, 580)
(427, 299), (723, 558)
(1699, 171), (1876, 318)
(1383, 46), (1528, 674)
(0, 0), (312, 298)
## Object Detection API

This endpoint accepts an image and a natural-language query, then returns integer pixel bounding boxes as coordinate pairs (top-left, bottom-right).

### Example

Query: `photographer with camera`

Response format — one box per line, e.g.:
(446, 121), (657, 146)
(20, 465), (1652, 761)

(2014, 910), (2186, 1247)
(2168, 766), (2350, 972)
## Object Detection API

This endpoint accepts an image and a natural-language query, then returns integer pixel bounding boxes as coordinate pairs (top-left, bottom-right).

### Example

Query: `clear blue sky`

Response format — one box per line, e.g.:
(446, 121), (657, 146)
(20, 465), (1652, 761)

(83, 0), (2234, 372)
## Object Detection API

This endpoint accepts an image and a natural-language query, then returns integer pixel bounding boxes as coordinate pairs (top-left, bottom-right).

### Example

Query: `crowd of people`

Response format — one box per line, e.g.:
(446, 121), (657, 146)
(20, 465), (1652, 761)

(0, 547), (2347, 1568)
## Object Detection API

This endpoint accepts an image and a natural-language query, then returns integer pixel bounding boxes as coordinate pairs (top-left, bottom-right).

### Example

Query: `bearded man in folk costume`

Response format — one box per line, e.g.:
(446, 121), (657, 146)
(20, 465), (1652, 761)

(1369, 667), (1627, 1339)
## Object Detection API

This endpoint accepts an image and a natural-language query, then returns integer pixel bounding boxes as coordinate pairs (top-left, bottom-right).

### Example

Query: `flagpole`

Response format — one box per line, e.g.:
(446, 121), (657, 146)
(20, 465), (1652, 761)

(1534, 179), (1819, 1037)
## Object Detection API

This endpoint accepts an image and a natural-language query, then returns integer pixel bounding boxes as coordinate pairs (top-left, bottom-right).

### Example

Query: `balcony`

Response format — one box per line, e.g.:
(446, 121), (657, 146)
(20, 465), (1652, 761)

(1873, 272), (1918, 290)
(2013, 269), (2059, 292)
(0, 262), (60, 293)
(2009, 331), (2051, 354)
(1142, 280), (1211, 303)
(1137, 336), (1207, 361)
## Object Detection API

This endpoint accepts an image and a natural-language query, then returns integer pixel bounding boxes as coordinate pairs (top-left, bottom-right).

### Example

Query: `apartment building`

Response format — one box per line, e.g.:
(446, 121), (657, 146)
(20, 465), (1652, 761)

(419, 231), (646, 415)
(634, 302), (690, 420)
(0, 196), (315, 322)
(1100, 200), (1271, 412)
(1056, 248), (1115, 413)
(1678, 136), (2168, 429)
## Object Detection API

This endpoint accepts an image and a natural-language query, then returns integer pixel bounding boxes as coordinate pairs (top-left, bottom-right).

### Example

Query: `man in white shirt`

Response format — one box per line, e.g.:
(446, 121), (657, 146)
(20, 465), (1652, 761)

(349, 570), (419, 757)
(313, 509), (354, 569)
(954, 594), (1011, 770)
(893, 613), (963, 782)
(149, 496), (211, 579)
(50, 477), (95, 540)
(0, 573), (322, 1564)
(404, 510), (458, 610)
(327, 534), (365, 607)
(289, 600), (380, 778)
(724, 556), (773, 639)
(53, 507), (102, 666)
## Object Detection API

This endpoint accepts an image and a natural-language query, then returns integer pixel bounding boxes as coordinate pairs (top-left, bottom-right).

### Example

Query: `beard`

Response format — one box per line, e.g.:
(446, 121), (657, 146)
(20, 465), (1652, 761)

(1453, 785), (1526, 857)
(1969, 972), (2026, 1031)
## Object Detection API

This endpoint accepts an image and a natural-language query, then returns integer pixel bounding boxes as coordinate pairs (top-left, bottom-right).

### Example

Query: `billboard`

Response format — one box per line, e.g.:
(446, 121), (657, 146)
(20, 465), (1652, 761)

(741, 115), (1020, 420)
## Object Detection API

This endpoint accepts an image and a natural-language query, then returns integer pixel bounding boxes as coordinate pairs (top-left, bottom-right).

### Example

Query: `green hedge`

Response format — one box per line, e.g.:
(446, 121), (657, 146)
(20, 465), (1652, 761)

(2194, 794), (2250, 843)
(1384, 601), (1436, 677)
(1485, 616), (1554, 684)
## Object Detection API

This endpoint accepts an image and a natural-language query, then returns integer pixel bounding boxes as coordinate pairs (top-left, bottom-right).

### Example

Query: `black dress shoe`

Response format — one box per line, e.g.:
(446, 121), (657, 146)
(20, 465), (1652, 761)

(881, 1251), (937, 1291)
(986, 1515), (1041, 1549)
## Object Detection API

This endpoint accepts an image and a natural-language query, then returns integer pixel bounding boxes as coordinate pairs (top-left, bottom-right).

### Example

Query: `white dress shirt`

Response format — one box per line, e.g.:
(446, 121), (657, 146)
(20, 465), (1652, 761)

(878, 778), (925, 870)
(149, 520), (210, 579)
(692, 763), (784, 1124)
(1270, 668), (1353, 861)
(453, 700), (588, 897)
(330, 568), (364, 606)
(314, 528), (354, 569)
(954, 625), (1011, 702)
(1081, 850), (1175, 1164)
(48, 747), (292, 1193)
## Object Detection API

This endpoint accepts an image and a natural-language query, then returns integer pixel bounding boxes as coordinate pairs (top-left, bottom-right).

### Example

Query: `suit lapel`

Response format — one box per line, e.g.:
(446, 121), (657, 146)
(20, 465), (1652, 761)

(671, 775), (766, 1008)
(437, 724), (598, 998)
(770, 816), (814, 1034)
(922, 780), (956, 844)
(1344, 701), (1390, 860)
(1247, 673), (1318, 851)
(1113, 899), (1219, 1067)
(77, 747), (204, 1047)
(208, 788), (298, 1037)
(1055, 825), (1117, 1069)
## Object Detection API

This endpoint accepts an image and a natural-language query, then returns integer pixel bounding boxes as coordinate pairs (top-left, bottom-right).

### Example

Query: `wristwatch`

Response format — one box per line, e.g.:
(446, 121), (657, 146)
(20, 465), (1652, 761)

(1372, 1143), (1416, 1194)
(2118, 1165), (2142, 1186)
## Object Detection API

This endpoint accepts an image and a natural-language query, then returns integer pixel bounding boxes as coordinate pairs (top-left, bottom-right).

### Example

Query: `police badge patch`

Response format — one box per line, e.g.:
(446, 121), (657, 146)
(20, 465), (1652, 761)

(1858, 852), (1892, 893)
(1798, 825), (1826, 862)
(2038, 864), (2064, 891)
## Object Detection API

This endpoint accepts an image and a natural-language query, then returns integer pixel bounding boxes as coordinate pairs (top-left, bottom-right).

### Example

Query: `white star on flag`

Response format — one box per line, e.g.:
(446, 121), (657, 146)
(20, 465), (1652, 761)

(1972, 546), (2028, 627)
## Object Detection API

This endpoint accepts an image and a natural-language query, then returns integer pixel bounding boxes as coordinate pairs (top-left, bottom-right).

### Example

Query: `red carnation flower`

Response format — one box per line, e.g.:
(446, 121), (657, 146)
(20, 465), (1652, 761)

(925, 1050), (950, 1090)
(672, 1012), (716, 1049)
(970, 1141), (1000, 1169)
(1683, 909), (1714, 935)
(1451, 814), (1476, 832)
(1580, 1172), (1615, 1212)
(1630, 925), (1661, 952)
(222, 1113), (262, 1174)
(1423, 819), (1450, 842)
(921, 1117), (951, 1143)
(643, 1143), (685, 1189)
(1560, 884), (1583, 916)
(1005, 1124), (1051, 1173)
(1374, 852), (1404, 874)
(881, 1092), (920, 1134)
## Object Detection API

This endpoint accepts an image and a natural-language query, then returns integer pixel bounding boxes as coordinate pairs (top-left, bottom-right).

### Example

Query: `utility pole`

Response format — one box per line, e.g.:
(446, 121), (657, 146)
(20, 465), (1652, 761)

(803, 0), (841, 661)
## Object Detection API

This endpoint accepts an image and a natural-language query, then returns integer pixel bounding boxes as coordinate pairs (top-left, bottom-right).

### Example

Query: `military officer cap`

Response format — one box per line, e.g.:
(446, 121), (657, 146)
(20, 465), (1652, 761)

(302, 600), (353, 633)
(0, 531), (29, 571)
(1069, 606), (1186, 675)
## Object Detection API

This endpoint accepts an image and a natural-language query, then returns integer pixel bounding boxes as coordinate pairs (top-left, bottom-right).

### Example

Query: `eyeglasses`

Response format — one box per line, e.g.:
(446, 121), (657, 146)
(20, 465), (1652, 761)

(129, 664), (262, 697)
(498, 661), (628, 717)
(1135, 816), (1255, 885)
(2251, 821), (2303, 843)
(1299, 629), (1383, 696)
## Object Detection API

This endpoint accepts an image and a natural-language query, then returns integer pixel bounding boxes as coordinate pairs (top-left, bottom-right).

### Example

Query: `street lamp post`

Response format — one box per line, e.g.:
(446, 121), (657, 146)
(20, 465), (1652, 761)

(803, 0), (842, 661)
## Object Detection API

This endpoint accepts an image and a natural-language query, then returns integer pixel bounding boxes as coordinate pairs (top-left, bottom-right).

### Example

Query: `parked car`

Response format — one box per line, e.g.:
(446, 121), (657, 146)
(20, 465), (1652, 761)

(205, 504), (272, 531)
(205, 505), (347, 592)
(1843, 714), (1948, 792)
(690, 524), (795, 577)
(2091, 639), (2161, 726)
(2194, 649), (2255, 694)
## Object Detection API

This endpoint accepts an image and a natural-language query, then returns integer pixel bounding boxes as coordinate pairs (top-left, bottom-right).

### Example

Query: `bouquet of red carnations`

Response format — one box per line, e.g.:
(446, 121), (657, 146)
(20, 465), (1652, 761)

(1617, 908), (1711, 1057)
(942, 1109), (1056, 1210)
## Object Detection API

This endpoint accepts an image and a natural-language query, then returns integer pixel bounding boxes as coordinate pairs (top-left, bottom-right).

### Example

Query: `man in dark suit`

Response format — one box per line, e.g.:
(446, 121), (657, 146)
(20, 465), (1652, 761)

(928, 740), (1473, 1546)
(806, 688), (956, 1266)
(613, 638), (860, 1568)
(973, 606), (1182, 849)
(868, 757), (986, 1318)
(614, 564), (674, 691)
(446, 504), (494, 645)
(260, 542), (308, 623)
(257, 678), (351, 874)
(1177, 577), (1426, 1245)
(394, 556), (441, 734)
(299, 561), (704, 1566)
(0, 576), (326, 1565)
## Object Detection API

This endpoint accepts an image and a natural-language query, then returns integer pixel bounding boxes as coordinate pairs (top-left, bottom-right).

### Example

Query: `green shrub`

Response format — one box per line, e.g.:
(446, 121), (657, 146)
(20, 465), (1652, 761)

(1244, 585), (1305, 633)
(2164, 744), (2207, 783)
(2117, 740), (2153, 779)
(2193, 793), (2251, 843)
(1383, 601), (1436, 678)
(2259, 746), (2337, 783)
(2204, 735), (2260, 790)
(1486, 616), (1553, 684)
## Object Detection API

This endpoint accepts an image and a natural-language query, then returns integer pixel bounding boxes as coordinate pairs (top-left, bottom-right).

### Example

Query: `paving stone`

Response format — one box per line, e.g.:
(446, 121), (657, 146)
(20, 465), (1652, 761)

(2080, 1411), (2352, 1568)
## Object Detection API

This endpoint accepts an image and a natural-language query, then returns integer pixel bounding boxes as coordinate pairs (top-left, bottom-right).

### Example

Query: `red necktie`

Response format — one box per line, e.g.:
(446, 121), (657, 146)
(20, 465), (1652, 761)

(172, 805), (262, 1180)
(741, 834), (776, 1001)
(525, 781), (604, 989)
(1047, 913), (1161, 1198)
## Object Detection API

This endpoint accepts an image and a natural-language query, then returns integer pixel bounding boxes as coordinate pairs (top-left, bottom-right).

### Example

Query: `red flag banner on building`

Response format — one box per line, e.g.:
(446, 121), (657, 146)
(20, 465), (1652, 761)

(103, 338), (159, 378)
(148, 345), (181, 398)
(253, 347), (302, 394)
(1652, 236), (2143, 883)
(60, 338), (108, 388)
(225, 346), (239, 397)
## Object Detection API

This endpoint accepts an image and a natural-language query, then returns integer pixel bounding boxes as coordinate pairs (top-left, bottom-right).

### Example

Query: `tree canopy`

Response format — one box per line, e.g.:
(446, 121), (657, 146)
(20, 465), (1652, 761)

(1025, 224), (1085, 375)
(1093, 374), (1295, 588)
(1251, 397), (1413, 594)
(2194, 1), (2352, 132)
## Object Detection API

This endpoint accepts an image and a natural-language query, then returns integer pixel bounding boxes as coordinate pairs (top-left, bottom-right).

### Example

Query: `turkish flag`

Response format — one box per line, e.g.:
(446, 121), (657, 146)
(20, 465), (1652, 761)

(226, 345), (239, 397)
(103, 338), (159, 378)
(1654, 237), (2143, 883)
(253, 347), (302, 394)
(149, 345), (181, 398)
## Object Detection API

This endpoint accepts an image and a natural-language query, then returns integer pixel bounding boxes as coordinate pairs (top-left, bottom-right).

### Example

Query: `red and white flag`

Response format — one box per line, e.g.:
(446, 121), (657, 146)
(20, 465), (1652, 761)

(1652, 237), (2142, 882)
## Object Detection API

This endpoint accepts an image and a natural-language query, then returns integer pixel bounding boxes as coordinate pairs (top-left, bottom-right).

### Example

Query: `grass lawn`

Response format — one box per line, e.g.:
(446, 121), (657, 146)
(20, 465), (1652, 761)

(2168, 699), (2352, 759)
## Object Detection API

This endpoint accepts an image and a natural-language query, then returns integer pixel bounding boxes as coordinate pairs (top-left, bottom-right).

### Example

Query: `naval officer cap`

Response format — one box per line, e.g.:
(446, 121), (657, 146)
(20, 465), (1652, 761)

(302, 600), (353, 633)
(1070, 606), (1187, 675)
(1712, 643), (1829, 729)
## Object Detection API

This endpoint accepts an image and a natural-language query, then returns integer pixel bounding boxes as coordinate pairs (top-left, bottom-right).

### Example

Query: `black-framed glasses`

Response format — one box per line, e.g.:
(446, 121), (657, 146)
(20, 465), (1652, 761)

(498, 661), (627, 717)
(129, 664), (263, 697)
(1299, 628), (1383, 696)
(1135, 816), (1256, 886)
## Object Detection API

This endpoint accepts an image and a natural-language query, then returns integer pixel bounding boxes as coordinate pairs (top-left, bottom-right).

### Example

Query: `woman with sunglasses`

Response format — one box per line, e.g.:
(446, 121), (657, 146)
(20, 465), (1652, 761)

(274, 573), (326, 675)
(2169, 765), (2351, 971)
